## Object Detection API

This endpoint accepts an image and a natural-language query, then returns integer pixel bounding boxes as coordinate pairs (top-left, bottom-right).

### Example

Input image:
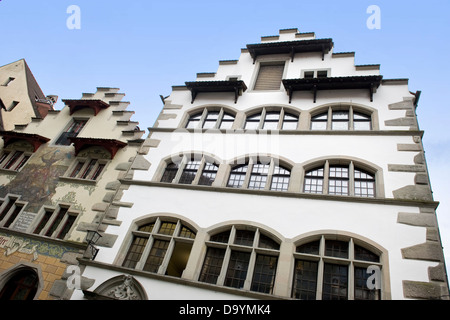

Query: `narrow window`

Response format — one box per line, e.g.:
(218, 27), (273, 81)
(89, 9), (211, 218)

(161, 162), (180, 183)
(262, 111), (280, 130)
(179, 160), (201, 185)
(122, 237), (148, 269)
(245, 113), (261, 130)
(55, 119), (87, 145)
(353, 112), (371, 131)
(56, 214), (76, 239)
(354, 169), (375, 197)
(331, 111), (349, 130)
(198, 162), (218, 186)
(3, 204), (23, 228)
(33, 210), (53, 235)
(186, 112), (203, 129)
(248, 163), (270, 190)
(45, 207), (68, 237)
(270, 165), (290, 191)
(282, 112), (299, 130)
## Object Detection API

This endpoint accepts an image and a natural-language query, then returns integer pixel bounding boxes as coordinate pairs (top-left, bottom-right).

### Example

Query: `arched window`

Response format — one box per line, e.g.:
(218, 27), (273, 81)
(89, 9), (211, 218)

(227, 157), (291, 192)
(0, 269), (39, 300)
(310, 106), (372, 131)
(199, 225), (280, 294)
(121, 217), (196, 278)
(303, 161), (376, 197)
(185, 108), (235, 129)
(160, 154), (219, 186)
(292, 235), (382, 300)
(245, 107), (299, 130)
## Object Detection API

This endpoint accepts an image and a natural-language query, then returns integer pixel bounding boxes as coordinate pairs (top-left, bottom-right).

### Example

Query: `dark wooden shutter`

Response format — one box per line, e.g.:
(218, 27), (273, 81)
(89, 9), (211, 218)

(254, 63), (285, 90)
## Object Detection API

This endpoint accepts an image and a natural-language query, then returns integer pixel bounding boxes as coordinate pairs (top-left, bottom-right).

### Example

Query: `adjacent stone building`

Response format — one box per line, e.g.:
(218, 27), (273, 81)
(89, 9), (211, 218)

(0, 74), (145, 299)
(70, 28), (449, 300)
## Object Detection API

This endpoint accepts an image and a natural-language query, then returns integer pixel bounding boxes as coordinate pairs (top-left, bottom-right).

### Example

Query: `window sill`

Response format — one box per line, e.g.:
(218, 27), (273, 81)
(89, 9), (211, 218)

(59, 176), (98, 185)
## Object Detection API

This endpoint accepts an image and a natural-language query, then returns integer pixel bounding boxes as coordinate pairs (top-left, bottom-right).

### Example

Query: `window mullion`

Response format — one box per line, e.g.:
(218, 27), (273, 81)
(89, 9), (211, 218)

(199, 108), (208, 129)
(349, 105), (354, 130)
(192, 157), (206, 185)
(217, 108), (225, 129)
(137, 235), (154, 271)
(264, 159), (275, 191)
(323, 161), (330, 195)
(243, 158), (254, 189)
(349, 162), (355, 197)
(326, 107), (332, 130)
(278, 108), (285, 130)
(217, 226), (236, 286)
(244, 249), (257, 291)
(348, 239), (355, 300)
(316, 236), (326, 300)
(158, 238), (176, 275)
(259, 108), (266, 130)
(173, 155), (188, 183)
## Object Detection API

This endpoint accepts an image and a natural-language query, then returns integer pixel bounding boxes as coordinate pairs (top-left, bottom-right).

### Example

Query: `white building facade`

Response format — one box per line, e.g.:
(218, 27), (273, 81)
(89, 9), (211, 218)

(72, 28), (449, 300)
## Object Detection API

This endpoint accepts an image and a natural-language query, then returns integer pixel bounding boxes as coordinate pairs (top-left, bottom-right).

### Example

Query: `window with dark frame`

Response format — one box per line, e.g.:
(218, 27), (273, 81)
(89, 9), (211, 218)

(185, 109), (236, 129)
(161, 156), (218, 186)
(122, 218), (196, 278)
(292, 237), (382, 300)
(199, 226), (280, 295)
(0, 151), (30, 171)
(55, 119), (87, 146)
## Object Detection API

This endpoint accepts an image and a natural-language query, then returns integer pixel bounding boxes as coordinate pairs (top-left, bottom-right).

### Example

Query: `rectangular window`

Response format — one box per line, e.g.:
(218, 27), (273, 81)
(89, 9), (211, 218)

(199, 247), (226, 284)
(143, 239), (169, 273)
(254, 63), (285, 90)
(328, 166), (349, 195)
(322, 263), (348, 300)
(45, 207), (68, 237)
(304, 168), (324, 194)
(179, 160), (201, 185)
(122, 236), (148, 269)
(56, 214), (76, 239)
(227, 165), (248, 188)
(33, 210), (53, 235)
(55, 119), (87, 145)
(250, 254), (278, 294)
(248, 163), (269, 190)
(3, 204), (23, 228)
(354, 266), (381, 300)
(292, 260), (318, 300)
(69, 159), (105, 181)
(224, 251), (251, 289)
(198, 162), (218, 186)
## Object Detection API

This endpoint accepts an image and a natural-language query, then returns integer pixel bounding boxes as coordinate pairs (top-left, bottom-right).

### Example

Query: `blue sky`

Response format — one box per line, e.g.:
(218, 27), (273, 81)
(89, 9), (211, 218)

(1, 0), (450, 285)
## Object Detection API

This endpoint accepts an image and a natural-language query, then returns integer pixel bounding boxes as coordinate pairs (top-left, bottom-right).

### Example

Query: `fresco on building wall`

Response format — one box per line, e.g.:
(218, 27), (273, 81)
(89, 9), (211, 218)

(0, 147), (73, 212)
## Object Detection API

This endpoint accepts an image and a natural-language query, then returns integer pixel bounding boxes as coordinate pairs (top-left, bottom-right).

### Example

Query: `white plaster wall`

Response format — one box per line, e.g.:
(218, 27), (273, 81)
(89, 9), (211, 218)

(96, 185), (436, 300)
(71, 265), (255, 300)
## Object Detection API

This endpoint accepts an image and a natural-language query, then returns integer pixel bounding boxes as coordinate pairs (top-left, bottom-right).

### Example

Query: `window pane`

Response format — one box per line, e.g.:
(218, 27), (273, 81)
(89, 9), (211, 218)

(186, 112), (202, 129)
(354, 245), (379, 262)
(354, 169), (375, 198)
(296, 240), (320, 255)
(251, 254), (278, 294)
(259, 234), (280, 250)
(282, 113), (298, 130)
(158, 221), (177, 235)
(354, 266), (381, 300)
(161, 162), (179, 183)
(3, 151), (21, 170)
(143, 239), (169, 273)
(179, 160), (201, 184)
(210, 230), (230, 243)
(325, 240), (348, 259)
(138, 223), (155, 233)
(292, 260), (318, 300)
(270, 166), (290, 191)
(304, 167), (324, 194)
(245, 113), (261, 130)
(122, 236), (148, 269)
(203, 111), (220, 129)
(329, 166), (349, 195)
(224, 251), (251, 289)
(198, 162), (218, 186)
(234, 230), (255, 246)
(331, 111), (349, 130)
(227, 165), (248, 188)
(322, 263), (348, 300)
(199, 247), (226, 284)
(353, 112), (371, 131)
(179, 225), (196, 239)
(311, 113), (328, 130)
(248, 163), (269, 190)
(262, 111), (280, 130)
(219, 113), (235, 129)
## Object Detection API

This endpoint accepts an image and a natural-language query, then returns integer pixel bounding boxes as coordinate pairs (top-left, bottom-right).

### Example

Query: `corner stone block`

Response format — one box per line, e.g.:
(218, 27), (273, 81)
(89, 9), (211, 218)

(402, 242), (444, 262)
(403, 280), (448, 300)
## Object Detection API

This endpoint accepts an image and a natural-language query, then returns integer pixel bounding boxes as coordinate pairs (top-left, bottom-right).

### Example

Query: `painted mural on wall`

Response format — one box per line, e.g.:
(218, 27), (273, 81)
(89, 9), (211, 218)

(0, 146), (74, 213)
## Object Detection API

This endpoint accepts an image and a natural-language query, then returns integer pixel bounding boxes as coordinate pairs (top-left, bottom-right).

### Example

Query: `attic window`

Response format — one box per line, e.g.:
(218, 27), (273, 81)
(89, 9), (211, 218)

(254, 62), (285, 90)
(1, 77), (15, 86)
